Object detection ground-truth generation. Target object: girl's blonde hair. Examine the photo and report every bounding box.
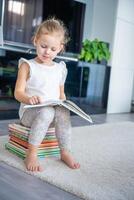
[33,17,69,52]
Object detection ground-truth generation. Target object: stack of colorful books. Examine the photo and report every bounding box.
[5,123,60,159]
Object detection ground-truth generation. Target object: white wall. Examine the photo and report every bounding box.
[90,0,117,46]
[83,0,134,113]
[77,0,118,66]
[77,0,117,49]
[107,0,134,113]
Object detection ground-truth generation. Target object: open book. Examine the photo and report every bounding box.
[24,100,93,123]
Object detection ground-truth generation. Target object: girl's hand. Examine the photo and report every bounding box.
[28,96,42,105]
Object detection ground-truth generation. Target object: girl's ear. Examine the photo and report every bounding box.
[33,37,37,46]
[60,44,64,53]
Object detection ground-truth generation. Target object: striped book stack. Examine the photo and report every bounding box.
[5,123,60,159]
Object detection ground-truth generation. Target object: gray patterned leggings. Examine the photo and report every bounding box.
[21,106,71,151]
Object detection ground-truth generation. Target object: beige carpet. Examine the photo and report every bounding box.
[0,122,134,200]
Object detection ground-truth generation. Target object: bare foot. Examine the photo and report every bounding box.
[61,150,80,169]
[24,153,43,172]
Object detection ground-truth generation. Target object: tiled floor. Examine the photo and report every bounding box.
[0,113,134,200]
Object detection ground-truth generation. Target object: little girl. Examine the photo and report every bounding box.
[14,18,80,172]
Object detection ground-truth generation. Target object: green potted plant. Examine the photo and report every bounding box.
[78,38,111,64]
[77,38,111,108]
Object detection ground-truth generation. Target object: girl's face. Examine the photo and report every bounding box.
[34,33,63,65]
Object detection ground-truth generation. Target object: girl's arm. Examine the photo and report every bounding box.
[14,62,41,105]
[59,85,66,100]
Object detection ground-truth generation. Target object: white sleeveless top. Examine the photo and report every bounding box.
[18,58,67,119]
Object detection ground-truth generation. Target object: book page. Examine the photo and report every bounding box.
[64,100,90,118]
[24,100,62,109]
[62,100,93,123]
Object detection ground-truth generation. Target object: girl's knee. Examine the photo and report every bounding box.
[55,106,70,117]
[38,106,55,122]
[55,106,71,124]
